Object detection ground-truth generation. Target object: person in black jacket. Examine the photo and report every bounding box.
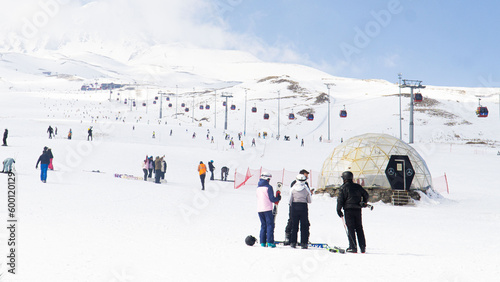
[3,129,7,146]
[208,160,215,180]
[337,171,369,253]
[36,147,51,183]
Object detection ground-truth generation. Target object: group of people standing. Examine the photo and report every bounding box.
[142,155,167,184]
[256,169,369,253]
[197,160,230,190]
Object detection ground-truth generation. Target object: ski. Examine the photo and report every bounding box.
[245,235,345,253]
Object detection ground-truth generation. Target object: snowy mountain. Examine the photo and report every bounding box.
[0,41,499,281]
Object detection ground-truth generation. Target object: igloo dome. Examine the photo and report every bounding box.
[318,133,432,191]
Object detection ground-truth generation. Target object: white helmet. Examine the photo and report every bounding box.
[296,174,307,182]
[260,172,272,180]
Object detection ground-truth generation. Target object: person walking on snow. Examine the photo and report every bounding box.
[154,156,163,184]
[68,129,72,140]
[251,138,256,147]
[256,172,281,248]
[36,147,51,183]
[198,161,207,190]
[3,129,8,146]
[208,160,215,180]
[240,140,244,150]
[142,159,148,181]
[289,174,312,249]
[337,171,369,253]
[87,126,93,141]
[47,126,54,139]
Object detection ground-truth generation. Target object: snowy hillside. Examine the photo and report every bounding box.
[1,43,500,281]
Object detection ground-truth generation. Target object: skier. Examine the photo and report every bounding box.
[47,148,54,170]
[289,174,312,249]
[47,126,54,139]
[284,169,313,245]
[337,171,369,253]
[36,147,51,183]
[198,161,207,190]
[170,129,173,136]
[240,140,244,151]
[2,158,15,173]
[2,129,7,146]
[208,160,215,180]
[221,166,229,181]
[152,131,156,139]
[142,159,148,181]
[301,139,304,147]
[87,126,93,141]
[211,136,214,143]
[68,129,72,140]
[256,172,281,248]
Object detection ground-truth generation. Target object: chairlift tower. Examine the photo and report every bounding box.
[325,83,336,141]
[400,79,426,144]
[221,93,233,130]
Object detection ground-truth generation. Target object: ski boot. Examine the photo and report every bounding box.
[267,243,276,248]
[301,243,308,249]
[346,247,357,253]
[261,243,267,247]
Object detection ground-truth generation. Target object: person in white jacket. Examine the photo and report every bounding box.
[289,174,312,249]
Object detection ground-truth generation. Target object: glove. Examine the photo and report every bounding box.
[275,193,282,202]
[337,210,343,218]
[360,202,368,208]
[35,166,38,169]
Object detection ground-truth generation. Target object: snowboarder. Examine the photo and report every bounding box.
[2,129,8,146]
[198,161,207,190]
[289,174,312,249]
[47,126,54,139]
[256,172,281,248]
[87,126,93,141]
[2,158,15,173]
[221,166,229,181]
[336,171,369,253]
[284,169,313,245]
[36,147,51,183]
[208,160,215,180]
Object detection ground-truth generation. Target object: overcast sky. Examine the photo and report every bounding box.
[2,0,499,87]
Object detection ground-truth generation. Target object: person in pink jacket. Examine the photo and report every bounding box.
[256,172,281,248]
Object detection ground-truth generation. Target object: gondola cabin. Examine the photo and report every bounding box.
[230,105,236,110]
[340,109,347,118]
[307,114,314,121]
[142,102,146,107]
[124,99,127,104]
[476,98,488,117]
[155,96,158,100]
[251,107,257,113]
[181,103,185,107]
[288,113,295,120]
[223,101,226,107]
[263,113,270,120]
[166,97,170,101]
[185,108,190,112]
[476,106,489,117]
[153,101,157,104]
[205,105,210,110]
[199,105,204,110]
[414,93,423,102]
[168,103,172,107]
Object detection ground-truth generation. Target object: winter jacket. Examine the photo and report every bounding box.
[289,181,312,205]
[154,157,162,170]
[198,163,207,175]
[148,158,154,169]
[47,149,53,159]
[256,179,281,212]
[142,161,148,170]
[36,151,51,167]
[161,160,167,173]
[337,181,369,212]
[208,161,215,172]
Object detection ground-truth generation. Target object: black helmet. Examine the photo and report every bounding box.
[341,171,354,180]
[245,235,257,246]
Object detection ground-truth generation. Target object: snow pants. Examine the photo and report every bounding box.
[345,208,366,250]
[143,169,148,181]
[290,202,309,245]
[200,173,206,190]
[155,169,161,183]
[40,164,48,181]
[258,211,275,245]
